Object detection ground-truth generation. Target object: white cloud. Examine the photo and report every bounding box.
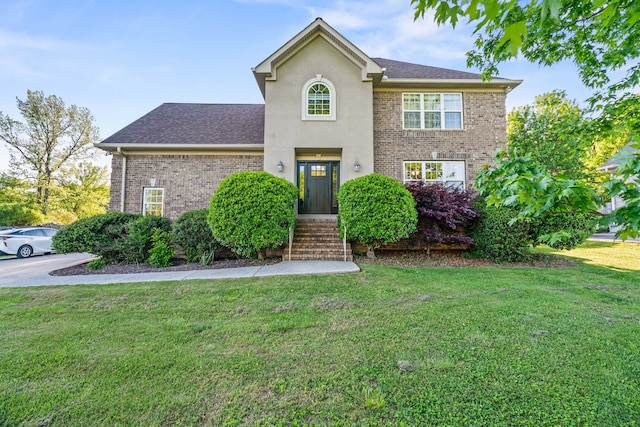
[0,28,73,51]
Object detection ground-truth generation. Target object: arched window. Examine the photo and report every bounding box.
[307,83,331,116]
[302,75,336,120]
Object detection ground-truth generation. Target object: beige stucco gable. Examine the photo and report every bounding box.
[253,18,384,99]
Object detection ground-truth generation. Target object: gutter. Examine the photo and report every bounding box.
[117,147,127,212]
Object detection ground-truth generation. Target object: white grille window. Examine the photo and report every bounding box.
[403,161,465,188]
[143,188,164,216]
[402,93,463,129]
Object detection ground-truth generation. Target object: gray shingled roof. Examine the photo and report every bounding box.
[373,58,503,80]
[99,103,265,145]
[600,143,639,170]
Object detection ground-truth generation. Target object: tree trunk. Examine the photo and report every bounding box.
[366,246,376,259]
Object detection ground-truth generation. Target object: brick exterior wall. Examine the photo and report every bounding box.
[373,90,507,186]
[109,154,263,221]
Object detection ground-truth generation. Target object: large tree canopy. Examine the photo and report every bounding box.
[413,0,640,238]
[411,0,639,93]
[507,90,590,180]
[0,90,100,214]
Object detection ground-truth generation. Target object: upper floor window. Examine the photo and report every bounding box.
[403,93,463,129]
[302,75,336,121]
[308,84,330,115]
[403,160,466,188]
[143,188,164,216]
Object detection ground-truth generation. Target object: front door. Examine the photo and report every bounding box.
[298,161,339,214]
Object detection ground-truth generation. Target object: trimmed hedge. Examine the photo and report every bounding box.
[52,212,171,264]
[471,205,531,262]
[338,174,417,257]
[208,171,298,259]
[173,209,221,264]
[52,211,141,256]
[530,210,597,250]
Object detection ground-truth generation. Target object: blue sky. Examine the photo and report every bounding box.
[0,0,592,173]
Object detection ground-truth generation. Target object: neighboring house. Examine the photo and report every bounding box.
[96,18,521,221]
[597,143,639,218]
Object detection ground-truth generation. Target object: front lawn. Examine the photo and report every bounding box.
[1,242,639,426]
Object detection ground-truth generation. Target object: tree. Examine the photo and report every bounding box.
[475,151,600,248]
[0,90,100,214]
[412,0,640,237]
[405,182,480,253]
[507,90,590,180]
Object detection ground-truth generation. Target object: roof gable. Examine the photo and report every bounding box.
[253,18,384,98]
[96,103,264,150]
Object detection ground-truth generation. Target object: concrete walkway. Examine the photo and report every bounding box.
[2,259,360,288]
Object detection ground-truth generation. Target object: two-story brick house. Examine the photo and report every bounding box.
[96,18,521,226]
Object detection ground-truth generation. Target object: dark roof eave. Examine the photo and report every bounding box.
[94,142,265,153]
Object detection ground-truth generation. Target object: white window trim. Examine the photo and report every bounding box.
[143,187,164,216]
[403,161,466,188]
[301,75,336,121]
[402,93,463,130]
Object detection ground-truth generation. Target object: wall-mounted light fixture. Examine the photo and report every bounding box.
[277,160,284,172]
[353,160,361,172]
[431,152,438,160]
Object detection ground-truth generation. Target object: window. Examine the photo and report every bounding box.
[403,161,465,188]
[307,84,330,116]
[143,188,164,216]
[302,75,336,121]
[403,93,463,129]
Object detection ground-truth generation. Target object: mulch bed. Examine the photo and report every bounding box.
[50,257,280,276]
[50,250,577,276]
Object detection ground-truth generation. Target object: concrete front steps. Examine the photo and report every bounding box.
[284,217,353,261]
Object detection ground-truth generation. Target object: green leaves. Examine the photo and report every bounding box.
[475,150,599,249]
[208,171,298,258]
[337,174,417,254]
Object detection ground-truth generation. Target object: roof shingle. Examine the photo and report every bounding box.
[99,103,264,145]
[373,58,505,80]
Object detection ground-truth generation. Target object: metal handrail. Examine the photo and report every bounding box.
[288,227,294,261]
[342,219,347,262]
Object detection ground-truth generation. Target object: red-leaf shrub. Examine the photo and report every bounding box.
[405,182,480,250]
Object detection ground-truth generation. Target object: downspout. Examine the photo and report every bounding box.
[117,147,127,212]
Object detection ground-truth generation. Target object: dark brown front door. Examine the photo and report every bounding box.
[298,161,339,214]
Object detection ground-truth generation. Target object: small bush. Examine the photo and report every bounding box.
[52,211,141,257]
[471,204,531,262]
[208,171,297,259]
[147,229,174,267]
[338,174,417,257]
[405,182,480,253]
[119,215,172,264]
[87,258,106,270]
[173,209,221,263]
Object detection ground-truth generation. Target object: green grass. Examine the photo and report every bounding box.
[1,243,640,426]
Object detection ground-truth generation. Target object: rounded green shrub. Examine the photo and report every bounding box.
[173,209,221,263]
[208,171,298,259]
[337,174,417,257]
[471,204,531,262]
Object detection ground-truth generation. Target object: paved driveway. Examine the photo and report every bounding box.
[0,253,95,287]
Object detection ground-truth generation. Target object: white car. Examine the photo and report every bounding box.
[0,227,58,258]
